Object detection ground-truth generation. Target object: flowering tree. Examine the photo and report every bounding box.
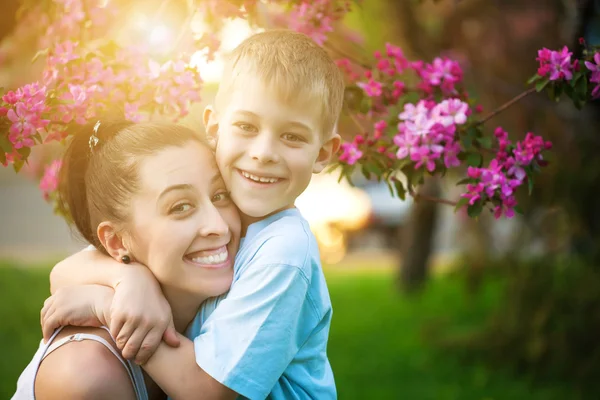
[0,0,598,220]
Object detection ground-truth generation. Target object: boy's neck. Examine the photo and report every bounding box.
[240,204,296,236]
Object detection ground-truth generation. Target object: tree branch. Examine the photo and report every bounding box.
[475,86,537,126]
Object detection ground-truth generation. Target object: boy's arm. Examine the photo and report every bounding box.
[41,284,114,340]
[49,248,139,293]
[49,248,180,361]
[143,335,238,400]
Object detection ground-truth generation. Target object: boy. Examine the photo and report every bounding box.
[49,29,344,399]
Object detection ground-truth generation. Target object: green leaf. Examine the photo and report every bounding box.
[461,126,480,150]
[386,180,395,197]
[393,179,406,200]
[456,177,473,186]
[32,48,49,63]
[527,74,540,85]
[553,84,563,102]
[0,149,5,165]
[467,202,483,218]
[575,74,588,99]
[0,133,12,154]
[476,136,493,149]
[454,196,469,212]
[535,78,550,92]
[12,159,24,173]
[526,169,534,195]
[17,146,31,159]
[513,205,524,215]
[466,152,483,167]
[413,168,425,185]
[360,165,371,180]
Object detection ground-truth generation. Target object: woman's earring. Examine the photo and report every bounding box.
[121,255,131,264]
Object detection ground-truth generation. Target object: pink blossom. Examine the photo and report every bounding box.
[7,103,37,148]
[537,46,573,81]
[339,142,363,165]
[39,160,62,201]
[357,78,383,97]
[585,52,600,98]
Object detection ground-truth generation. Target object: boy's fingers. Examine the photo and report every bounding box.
[40,297,53,330]
[162,321,180,348]
[135,328,163,365]
[109,316,126,345]
[42,310,57,344]
[121,325,151,360]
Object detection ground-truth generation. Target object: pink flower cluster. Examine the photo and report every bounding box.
[1,83,50,152]
[536,46,575,81]
[40,0,114,48]
[413,57,464,96]
[393,99,469,171]
[585,52,600,98]
[1,39,203,166]
[39,159,62,201]
[462,127,552,219]
[287,0,351,45]
[351,44,465,123]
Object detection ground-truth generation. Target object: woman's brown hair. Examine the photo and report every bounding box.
[57,119,206,253]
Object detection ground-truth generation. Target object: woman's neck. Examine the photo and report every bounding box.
[161,286,207,333]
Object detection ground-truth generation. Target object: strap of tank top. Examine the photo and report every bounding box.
[41,328,144,400]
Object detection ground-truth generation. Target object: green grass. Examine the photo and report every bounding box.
[0,262,580,399]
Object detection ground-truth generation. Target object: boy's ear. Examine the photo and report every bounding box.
[203,105,219,150]
[97,222,131,262]
[313,133,341,174]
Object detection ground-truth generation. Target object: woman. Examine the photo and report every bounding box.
[12,119,241,399]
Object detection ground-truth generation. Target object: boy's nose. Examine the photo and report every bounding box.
[249,135,280,164]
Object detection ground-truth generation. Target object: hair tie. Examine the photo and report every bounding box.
[89,121,101,153]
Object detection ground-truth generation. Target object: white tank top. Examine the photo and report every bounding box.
[11,326,148,400]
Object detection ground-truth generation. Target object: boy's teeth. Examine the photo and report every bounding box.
[241,170,278,183]
[191,249,228,265]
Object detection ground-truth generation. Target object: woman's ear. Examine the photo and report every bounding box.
[203,105,219,150]
[97,222,130,262]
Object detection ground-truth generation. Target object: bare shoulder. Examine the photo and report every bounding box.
[35,326,137,400]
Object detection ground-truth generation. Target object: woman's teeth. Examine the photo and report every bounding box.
[191,249,228,265]
[241,170,279,183]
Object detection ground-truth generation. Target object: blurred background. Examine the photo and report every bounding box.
[2,0,600,398]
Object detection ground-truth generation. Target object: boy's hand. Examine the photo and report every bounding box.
[109,264,180,364]
[41,285,113,343]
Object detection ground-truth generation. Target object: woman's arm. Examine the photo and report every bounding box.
[143,335,237,400]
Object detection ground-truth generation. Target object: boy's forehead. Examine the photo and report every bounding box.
[224,79,323,116]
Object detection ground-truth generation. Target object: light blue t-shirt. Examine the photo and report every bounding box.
[186,208,336,400]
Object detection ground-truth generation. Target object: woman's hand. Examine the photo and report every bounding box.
[109,264,180,364]
[41,284,113,343]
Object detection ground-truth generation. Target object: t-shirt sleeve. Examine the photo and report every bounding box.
[193,261,314,400]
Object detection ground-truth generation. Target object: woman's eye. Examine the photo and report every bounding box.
[170,203,193,214]
[235,123,257,132]
[212,191,231,203]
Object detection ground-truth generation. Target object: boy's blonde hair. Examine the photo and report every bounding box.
[215,29,345,138]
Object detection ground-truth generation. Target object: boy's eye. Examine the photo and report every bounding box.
[212,191,231,203]
[282,133,304,142]
[170,203,193,214]
[234,123,257,133]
